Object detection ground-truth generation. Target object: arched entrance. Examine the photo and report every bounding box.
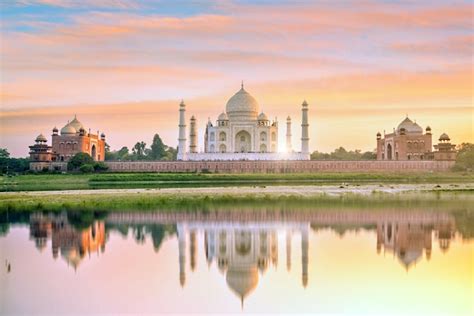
[235,130,251,153]
[386,144,392,160]
[219,144,227,153]
[91,144,97,160]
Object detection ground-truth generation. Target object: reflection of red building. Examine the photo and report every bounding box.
[376,220,456,269]
[29,213,106,270]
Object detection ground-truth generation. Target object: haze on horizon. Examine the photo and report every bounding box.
[0,0,472,157]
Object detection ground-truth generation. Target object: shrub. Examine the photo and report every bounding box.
[68,153,94,171]
[79,164,95,173]
[93,162,109,172]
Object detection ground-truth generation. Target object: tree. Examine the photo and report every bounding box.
[117,146,130,160]
[150,134,166,160]
[132,141,146,160]
[67,152,94,170]
[453,143,474,171]
[0,148,10,158]
[79,164,95,173]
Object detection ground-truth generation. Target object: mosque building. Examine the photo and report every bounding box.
[376,116,456,161]
[29,115,106,170]
[177,83,310,161]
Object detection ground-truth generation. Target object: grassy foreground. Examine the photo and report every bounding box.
[1,171,473,192]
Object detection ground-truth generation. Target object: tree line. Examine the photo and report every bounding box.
[105,134,177,161]
[310,147,376,160]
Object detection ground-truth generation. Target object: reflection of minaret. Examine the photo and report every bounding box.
[190,230,197,271]
[286,230,292,271]
[301,226,309,288]
[178,224,186,287]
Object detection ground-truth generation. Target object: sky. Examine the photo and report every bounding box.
[0,0,472,157]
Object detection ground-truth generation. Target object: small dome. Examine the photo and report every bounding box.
[225,84,259,121]
[52,126,58,132]
[287,116,291,121]
[397,116,423,134]
[439,133,450,141]
[190,115,196,121]
[218,112,228,121]
[426,126,431,131]
[101,132,106,138]
[35,134,47,142]
[302,100,308,107]
[258,112,268,121]
[60,124,76,135]
[376,132,381,136]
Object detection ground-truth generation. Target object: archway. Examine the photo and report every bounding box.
[260,144,267,153]
[91,144,97,160]
[235,130,251,153]
[386,144,392,160]
[219,144,227,153]
[219,132,226,142]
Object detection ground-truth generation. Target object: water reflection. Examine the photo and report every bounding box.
[15,208,467,304]
[0,210,473,311]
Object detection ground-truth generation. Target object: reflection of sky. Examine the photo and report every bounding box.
[1,1,473,156]
[0,224,472,315]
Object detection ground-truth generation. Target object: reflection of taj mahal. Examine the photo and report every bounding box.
[177,223,309,303]
[177,83,310,160]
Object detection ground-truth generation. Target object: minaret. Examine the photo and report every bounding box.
[189,116,197,153]
[301,100,309,155]
[177,224,186,287]
[286,116,292,152]
[177,100,187,160]
[301,226,309,288]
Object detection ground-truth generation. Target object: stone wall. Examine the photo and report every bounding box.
[105,160,455,173]
[185,152,309,161]
[30,162,68,171]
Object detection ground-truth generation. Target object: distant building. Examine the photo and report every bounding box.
[376,116,456,161]
[29,115,106,170]
[432,133,457,161]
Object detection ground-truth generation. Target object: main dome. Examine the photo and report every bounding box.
[397,116,423,134]
[225,85,259,121]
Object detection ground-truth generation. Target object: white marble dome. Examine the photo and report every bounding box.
[397,117,423,134]
[61,124,76,135]
[69,116,85,132]
[225,85,259,121]
[258,112,268,121]
[218,112,229,121]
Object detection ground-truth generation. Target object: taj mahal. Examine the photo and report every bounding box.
[177,83,310,161]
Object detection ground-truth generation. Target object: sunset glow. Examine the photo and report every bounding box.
[1,0,472,156]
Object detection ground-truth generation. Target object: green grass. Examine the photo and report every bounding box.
[1,189,473,213]
[1,172,473,192]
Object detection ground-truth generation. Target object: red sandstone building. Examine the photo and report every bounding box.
[376,116,456,161]
[29,116,106,171]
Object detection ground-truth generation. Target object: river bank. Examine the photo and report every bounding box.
[1,171,473,192]
[1,183,473,212]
